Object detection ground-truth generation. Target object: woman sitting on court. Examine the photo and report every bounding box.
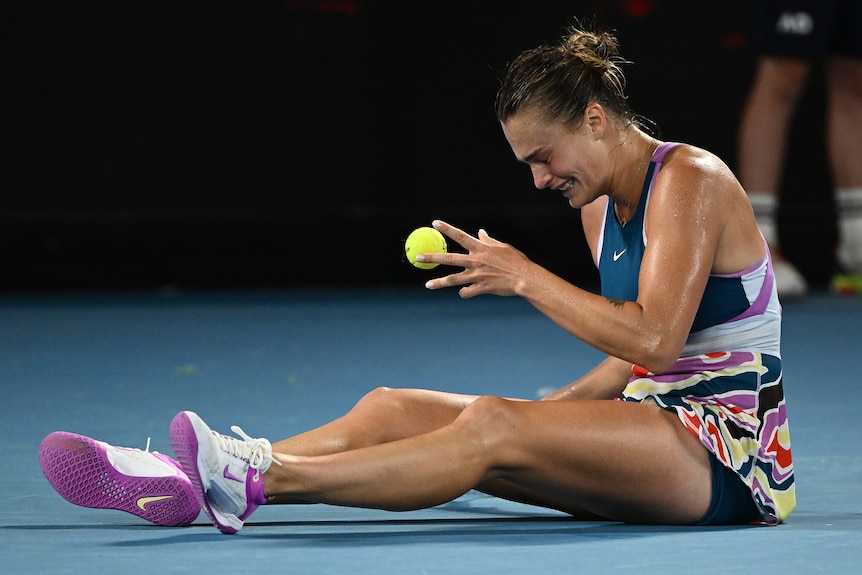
[41,24,795,532]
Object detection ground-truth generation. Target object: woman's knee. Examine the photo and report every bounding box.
[350,386,404,417]
[350,387,472,441]
[452,395,522,443]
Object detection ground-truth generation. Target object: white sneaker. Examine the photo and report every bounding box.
[169,411,278,534]
[837,238,862,277]
[773,258,808,299]
[834,215,862,294]
[836,189,862,274]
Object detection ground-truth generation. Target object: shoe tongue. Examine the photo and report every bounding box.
[107,447,179,478]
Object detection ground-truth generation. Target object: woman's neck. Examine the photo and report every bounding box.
[608,128,659,225]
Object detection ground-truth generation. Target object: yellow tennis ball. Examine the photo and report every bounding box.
[404,226,447,269]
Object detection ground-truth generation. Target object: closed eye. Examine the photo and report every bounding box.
[520,148,550,165]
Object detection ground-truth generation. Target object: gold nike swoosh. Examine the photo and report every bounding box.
[137,495,174,511]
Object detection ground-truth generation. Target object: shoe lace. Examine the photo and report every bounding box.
[212,426,282,473]
[113,437,157,460]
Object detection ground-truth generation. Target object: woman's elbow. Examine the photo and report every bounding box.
[634,337,684,375]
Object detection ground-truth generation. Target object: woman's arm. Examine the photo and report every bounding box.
[541,355,633,401]
[424,149,739,374]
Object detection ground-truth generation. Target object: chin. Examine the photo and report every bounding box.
[565,194,586,209]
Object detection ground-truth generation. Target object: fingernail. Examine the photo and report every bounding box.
[425,280,434,289]
[432,220,441,229]
[415,255,426,262]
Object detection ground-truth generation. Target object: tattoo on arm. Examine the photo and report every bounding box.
[606,297,626,309]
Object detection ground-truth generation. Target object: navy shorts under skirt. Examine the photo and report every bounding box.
[696,453,761,526]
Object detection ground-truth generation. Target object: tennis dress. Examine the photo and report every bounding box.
[596,142,795,525]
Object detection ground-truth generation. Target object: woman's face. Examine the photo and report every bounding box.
[501,106,609,209]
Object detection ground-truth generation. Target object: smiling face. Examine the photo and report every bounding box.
[501,104,613,209]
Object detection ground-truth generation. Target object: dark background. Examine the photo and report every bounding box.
[5,0,836,292]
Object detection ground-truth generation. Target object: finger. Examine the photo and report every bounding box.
[424,268,483,297]
[424,268,475,291]
[478,228,505,246]
[432,220,482,251]
[415,251,474,269]
[458,285,481,299]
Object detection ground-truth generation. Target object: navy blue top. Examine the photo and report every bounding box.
[597,144,750,333]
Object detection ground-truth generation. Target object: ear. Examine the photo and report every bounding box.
[584,103,607,138]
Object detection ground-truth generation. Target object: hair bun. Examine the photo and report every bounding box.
[561,29,621,73]
[495,24,635,127]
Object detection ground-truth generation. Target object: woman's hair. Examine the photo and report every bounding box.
[495,26,635,128]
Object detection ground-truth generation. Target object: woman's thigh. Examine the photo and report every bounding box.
[471,398,713,524]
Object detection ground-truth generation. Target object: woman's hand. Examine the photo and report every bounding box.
[420,220,535,298]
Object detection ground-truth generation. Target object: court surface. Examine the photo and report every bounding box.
[1,288,860,574]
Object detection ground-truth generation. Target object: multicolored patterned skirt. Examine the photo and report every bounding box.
[622,351,795,525]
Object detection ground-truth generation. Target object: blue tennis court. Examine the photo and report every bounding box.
[2,288,860,573]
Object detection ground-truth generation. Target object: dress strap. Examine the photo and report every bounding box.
[651,142,681,163]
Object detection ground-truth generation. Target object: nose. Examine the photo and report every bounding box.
[530,165,553,190]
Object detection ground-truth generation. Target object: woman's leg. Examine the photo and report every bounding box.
[270,387,478,457]
[266,387,477,506]
[266,387,605,517]
[264,396,712,525]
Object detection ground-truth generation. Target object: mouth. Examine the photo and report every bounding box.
[556,180,574,194]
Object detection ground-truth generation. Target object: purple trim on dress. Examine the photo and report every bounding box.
[729,238,776,323]
[651,142,680,163]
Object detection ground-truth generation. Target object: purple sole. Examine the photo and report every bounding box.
[39,432,200,527]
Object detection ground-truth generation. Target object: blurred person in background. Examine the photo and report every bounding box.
[738,0,862,296]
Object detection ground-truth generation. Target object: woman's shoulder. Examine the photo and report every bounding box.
[652,143,740,206]
[660,143,734,180]
[652,143,765,274]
